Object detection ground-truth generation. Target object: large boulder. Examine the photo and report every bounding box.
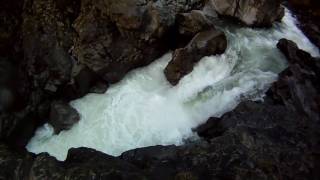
[49,101,80,134]
[177,2,218,37]
[164,29,227,85]
[209,0,284,26]
[177,10,213,36]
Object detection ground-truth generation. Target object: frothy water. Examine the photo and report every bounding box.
[27,10,319,161]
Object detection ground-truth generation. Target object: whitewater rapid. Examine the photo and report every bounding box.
[27,10,319,161]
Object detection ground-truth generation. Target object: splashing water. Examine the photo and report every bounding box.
[27,10,319,161]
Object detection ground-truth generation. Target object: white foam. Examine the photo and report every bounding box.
[27,9,319,161]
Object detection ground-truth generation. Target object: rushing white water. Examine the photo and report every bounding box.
[27,10,319,161]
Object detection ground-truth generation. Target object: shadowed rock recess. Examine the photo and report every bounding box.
[1,0,320,179]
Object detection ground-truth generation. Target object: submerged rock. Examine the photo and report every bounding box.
[49,101,80,134]
[210,0,284,26]
[164,29,227,85]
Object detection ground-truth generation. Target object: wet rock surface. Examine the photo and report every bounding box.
[164,29,227,85]
[49,101,80,134]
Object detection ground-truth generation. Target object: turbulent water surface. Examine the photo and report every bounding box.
[27,10,319,161]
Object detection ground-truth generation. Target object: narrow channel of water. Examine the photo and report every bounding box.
[27,10,319,161]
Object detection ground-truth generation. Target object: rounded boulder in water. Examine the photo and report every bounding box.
[49,101,80,134]
[164,29,227,85]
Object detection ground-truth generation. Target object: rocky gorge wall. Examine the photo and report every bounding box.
[0,0,320,179]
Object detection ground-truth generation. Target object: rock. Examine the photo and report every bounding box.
[273,39,320,122]
[0,87,14,111]
[1,128,309,180]
[194,117,225,139]
[285,1,320,48]
[0,143,146,179]
[22,0,76,92]
[0,58,15,111]
[195,100,302,140]
[176,0,221,36]
[192,39,320,180]
[59,64,100,101]
[0,0,208,149]
[193,97,317,179]
[0,56,36,148]
[90,81,109,94]
[73,0,203,84]
[164,29,227,85]
[1,0,82,148]
[0,0,23,57]
[177,10,215,36]
[49,101,80,134]
[210,0,284,26]
[271,39,320,155]
[121,145,179,167]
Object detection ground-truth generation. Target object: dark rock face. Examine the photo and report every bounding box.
[272,39,320,158]
[22,0,75,93]
[0,0,204,148]
[287,0,320,48]
[210,0,284,27]
[0,144,146,179]
[196,100,303,140]
[73,0,203,84]
[49,101,80,134]
[196,39,320,179]
[274,39,320,122]
[0,0,23,57]
[165,29,227,85]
